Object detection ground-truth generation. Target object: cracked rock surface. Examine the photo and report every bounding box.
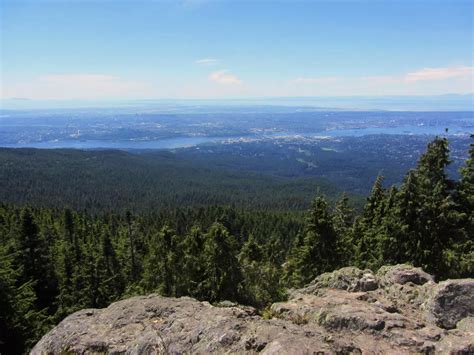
[32,265,474,354]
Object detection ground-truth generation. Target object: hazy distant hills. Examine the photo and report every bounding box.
[1,94,473,111]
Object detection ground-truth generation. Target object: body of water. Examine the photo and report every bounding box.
[0,136,234,150]
[1,125,470,150]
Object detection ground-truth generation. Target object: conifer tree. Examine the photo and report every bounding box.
[286,195,338,287]
[354,176,387,269]
[265,233,286,266]
[449,135,474,277]
[201,223,242,302]
[81,238,101,308]
[333,193,355,265]
[15,209,57,311]
[385,171,419,264]
[180,226,206,298]
[239,234,285,307]
[96,227,125,306]
[402,137,459,276]
[362,175,386,225]
[458,135,474,237]
[282,231,305,287]
[57,210,83,316]
[142,226,179,296]
[125,211,138,282]
[0,241,43,353]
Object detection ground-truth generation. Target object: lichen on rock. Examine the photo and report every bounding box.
[32,267,474,354]
[299,266,379,294]
[378,264,434,286]
[424,279,474,329]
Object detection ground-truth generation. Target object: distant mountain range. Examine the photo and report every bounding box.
[1,94,473,111]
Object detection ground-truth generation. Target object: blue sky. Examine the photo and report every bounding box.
[1,0,473,100]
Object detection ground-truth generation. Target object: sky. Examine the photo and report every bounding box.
[1,0,473,101]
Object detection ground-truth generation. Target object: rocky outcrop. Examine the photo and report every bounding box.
[32,265,474,354]
[298,266,378,293]
[425,279,474,329]
[378,264,433,286]
[32,295,334,354]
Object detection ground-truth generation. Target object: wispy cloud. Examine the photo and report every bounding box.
[196,58,219,66]
[294,66,474,86]
[209,70,242,85]
[404,66,473,82]
[291,66,473,95]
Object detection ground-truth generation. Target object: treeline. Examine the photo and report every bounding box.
[0,136,472,353]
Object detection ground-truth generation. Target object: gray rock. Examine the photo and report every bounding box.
[435,317,474,353]
[425,279,474,329]
[31,267,474,354]
[32,294,333,354]
[378,264,434,286]
[301,267,378,293]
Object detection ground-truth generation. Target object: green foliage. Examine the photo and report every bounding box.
[142,226,178,296]
[179,226,206,298]
[239,235,286,307]
[0,148,348,213]
[354,136,472,278]
[450,134,474,277]
[284,195,340,287]
[354,175,388,270]
[0,226,48,353]
[333,193,355,263]
[0,136,472,353]
[200,223,243,302]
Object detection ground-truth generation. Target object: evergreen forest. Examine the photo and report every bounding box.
[0,136,473,353]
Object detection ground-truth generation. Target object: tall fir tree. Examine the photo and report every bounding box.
[201,223,242,302]
[142,226,179,296]
[95,227,125,306]
[449,135,474,277]
[403,137,460,276]
[15,209,57,312]
[0,240,45,353]
[180,226,206,298]
[239,234,285,307]
[286,195,339,287]
[354,176,387,270]
[333,193,355,266]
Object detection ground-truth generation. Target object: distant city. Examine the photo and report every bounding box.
[0,105,472,150]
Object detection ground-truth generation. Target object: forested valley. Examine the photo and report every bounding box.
[0,148,346,212]
[1,136,473,353]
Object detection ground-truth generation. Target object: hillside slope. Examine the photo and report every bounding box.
[0,148,345,212]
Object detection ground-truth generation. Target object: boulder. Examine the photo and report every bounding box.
[301,267,378,293]
[425,279,474,329]
[378,264,434,286]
